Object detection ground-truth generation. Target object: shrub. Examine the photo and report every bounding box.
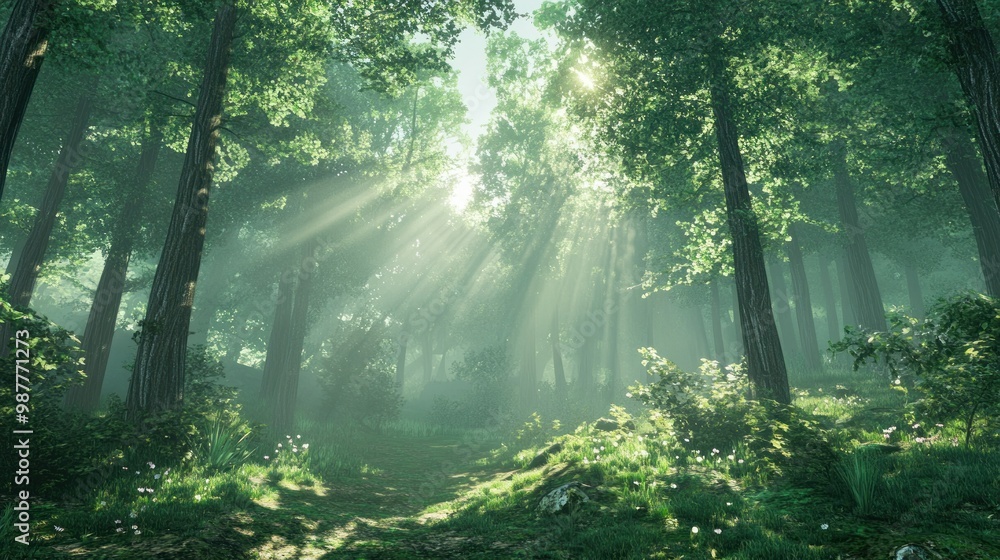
[630,348,835,484]
[832,292,1000,446]
[0,298,85,496]
[441,346,513,429]
[189,413,258,472]
[320,339,403,429]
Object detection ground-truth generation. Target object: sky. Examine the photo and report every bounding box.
[452,0,545,140]
[445,0,545,210]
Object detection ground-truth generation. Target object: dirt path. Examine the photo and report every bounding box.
[227,433,512,560]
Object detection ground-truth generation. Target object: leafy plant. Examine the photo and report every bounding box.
[832,292,1000,446]
[834,449,884,516]
[189,414,258,472]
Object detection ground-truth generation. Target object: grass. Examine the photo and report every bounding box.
[10,368,1000,558]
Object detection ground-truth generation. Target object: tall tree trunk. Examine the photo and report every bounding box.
[817,254,841,344]
[551,306,566,395]
[836,253,856,328]
[834,145,887,332]
[935,0,1000,213]
[126,3,237,418]
[691,305,711,364]
[709,56,789,403]
[943,130,1000,296]
[520,307,537,410]
[7,96,92,307]
[272,235,317,433]
[421,328,434,383]
[0,0,51,199]
[4,236,25,277]
[603,229,621,403]
[766,258,799,357]
[64,128,161,412]
[904,264,925,319]
[259,268,295,400]
[436,344,449,380]
[786,227,822,371]
[395,333,408,386]
[709,280,726,364]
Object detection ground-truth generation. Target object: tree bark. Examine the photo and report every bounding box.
[709,280,726,364]
[904,264,925,319]
[271,235,317,433]
[943,130,1000,296]
[7,95,92,307]
[690,305,710,364]
[4,236,25,277]
[421,328,434,383]
[836,252,856,328]
[817,254,841,344]
[708,56,789,403]
[64,128,161,412]
[259,268,295,400]
[786,227,822,371]
[395,333,408,386]
[519,306,537,410]
[935,0,1000,213]
[834,145,887,332]
[0,0,52,199]
[126,3,237,418]
[766,258,799,357]
[551,306,566,395]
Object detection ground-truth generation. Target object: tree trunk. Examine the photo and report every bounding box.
[64,128,161,412]
[935,0,1000,213]
[943,130,1000,296]
[603,231,621,403]
[817,254,841,344]
[709,280,726,364]
[272,235,317,433]
[7,95,92,307]
[766,258,799,357]
[259,268,295,400]
[691,305,711,364]
[836,252,856,328]
[904,264,925,319]
[395,333,408,386]
[786,226,822,371]
[551,306,566,395]
[834,145,887,332]
[4,236,25,277]
[0,0,51,199]
[126,3,237,418]
[421,328,434,383]
[708,56,790,403]
[520,307,537,410]
[436,344,449,380]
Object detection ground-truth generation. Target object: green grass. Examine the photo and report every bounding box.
[12,368,1000,559]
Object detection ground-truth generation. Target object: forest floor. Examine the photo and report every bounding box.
[15,369,1000,559]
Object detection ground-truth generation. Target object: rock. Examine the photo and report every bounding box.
[594,417,635,432]
[894,544,930,560]
[526,442,563,470]
[537,482,590,515]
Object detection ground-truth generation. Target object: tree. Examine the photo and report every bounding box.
[544,1,795,403]
[0,0,52,199]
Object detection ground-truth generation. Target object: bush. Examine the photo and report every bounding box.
[320,340,403,429]
[832,292,1000,446]
[433,346,512,429]
[0,298,86,497]
[629,348,835,484]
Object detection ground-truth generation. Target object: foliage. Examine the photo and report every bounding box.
[833,448,885,516]
[0,298,85,496]
[437,345,512,429]
[319,341,404,429]
[832,292,1000,446]
[188,413,258,473]
[629,348,835,483]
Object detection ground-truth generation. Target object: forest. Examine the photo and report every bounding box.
[1,0,999,558]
